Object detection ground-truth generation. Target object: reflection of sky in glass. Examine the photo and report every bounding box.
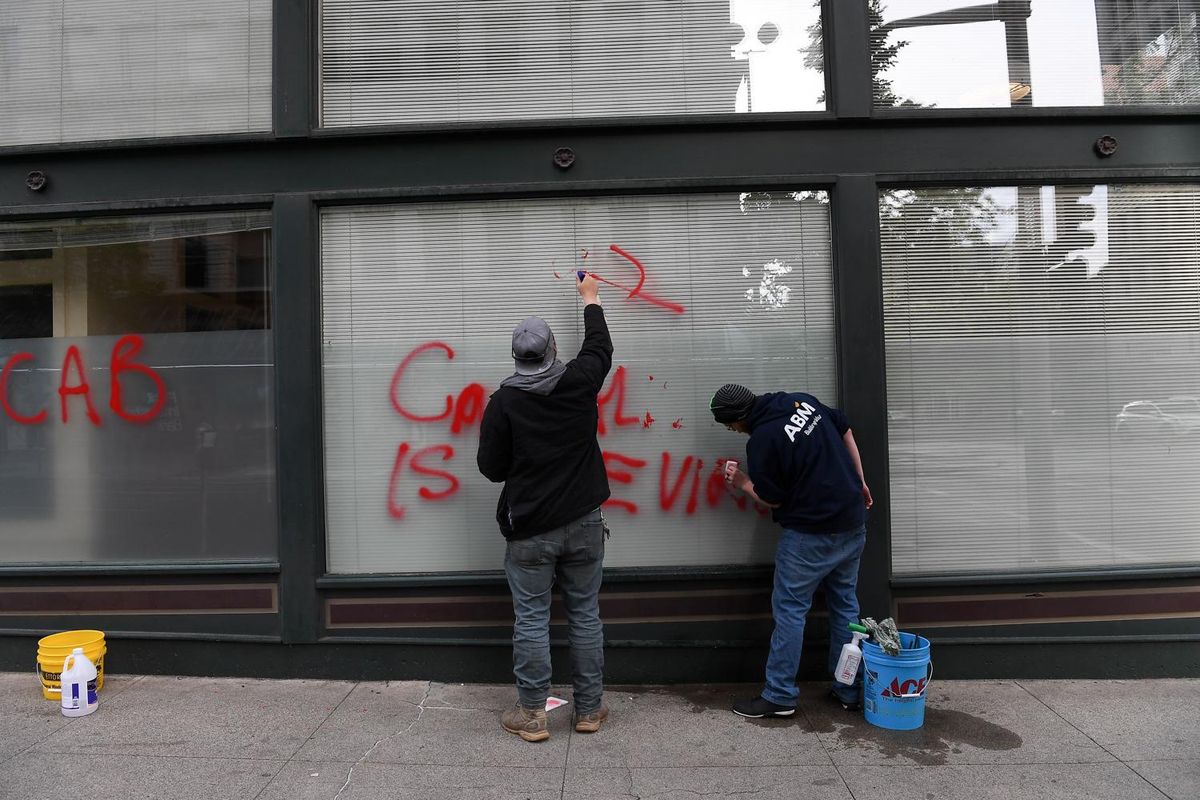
[878,0,1110,107]
[729,0,824,111]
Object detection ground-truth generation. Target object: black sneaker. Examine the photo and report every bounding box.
[829,689,862,712]
[732,696,796,718]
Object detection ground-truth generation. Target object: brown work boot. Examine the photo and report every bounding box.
[574,705,609,733]
[501,703,549,742]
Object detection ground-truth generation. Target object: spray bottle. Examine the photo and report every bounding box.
[834,623,869,685]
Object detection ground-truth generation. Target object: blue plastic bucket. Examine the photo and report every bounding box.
[862,631,932,731]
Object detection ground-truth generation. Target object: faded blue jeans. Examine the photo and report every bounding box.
[505,508,606,713]
[762,524,867,708]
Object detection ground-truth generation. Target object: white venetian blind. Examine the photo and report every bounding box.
[321,191,834,574]
[882,184,1200,576]
[0,0,272,147]
[319,0,825,127]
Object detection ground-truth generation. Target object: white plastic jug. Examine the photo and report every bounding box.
[60,647,98,717]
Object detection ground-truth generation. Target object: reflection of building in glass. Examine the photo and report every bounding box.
[1096,0,1200,103]
[728,0,821,112]
[872,0,1199,108]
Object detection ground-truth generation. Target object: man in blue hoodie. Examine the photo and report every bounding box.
[710,383,872,718]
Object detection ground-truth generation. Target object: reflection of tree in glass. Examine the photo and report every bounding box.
[804,1,1002,244]
[803,0,921,107]
[1103,11,1200,105]
[881,189,1008,252]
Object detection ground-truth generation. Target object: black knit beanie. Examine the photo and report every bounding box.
[710,383,757,424]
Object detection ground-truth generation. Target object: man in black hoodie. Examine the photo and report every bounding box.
[477,273,613,742]
[710,383,873,719]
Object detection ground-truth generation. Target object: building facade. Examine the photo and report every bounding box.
[1,0,1198,681]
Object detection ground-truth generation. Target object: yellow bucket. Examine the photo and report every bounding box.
[37,630,106,701]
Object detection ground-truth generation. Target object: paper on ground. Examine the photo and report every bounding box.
[545,696,569,712]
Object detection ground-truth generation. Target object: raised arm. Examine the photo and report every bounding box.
[571,273,613,391]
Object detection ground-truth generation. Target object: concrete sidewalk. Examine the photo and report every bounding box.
[1,673,1197,800]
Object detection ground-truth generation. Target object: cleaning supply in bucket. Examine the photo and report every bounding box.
[863,631,932,731]
[862,616,901,656]
[59,647,98,718]
[834,623,869,685]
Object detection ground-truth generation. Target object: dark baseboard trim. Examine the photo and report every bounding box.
[2,635,1196,682]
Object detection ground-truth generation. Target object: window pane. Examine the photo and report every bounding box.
[881,184,1200,575]
[319,0,825,126]
[871,0,1200,108]
[0,212,276,564]
[321,191,834,573]
[0,0,272,147]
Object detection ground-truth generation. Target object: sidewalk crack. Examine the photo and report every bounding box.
[332,680,433,800]
[798,700,858,800]
[2,676,148,768]
[250,679,357,800]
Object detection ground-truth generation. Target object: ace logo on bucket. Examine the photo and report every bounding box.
[882,676,927,699]
[865,667,927,699]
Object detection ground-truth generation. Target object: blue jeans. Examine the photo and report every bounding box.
[505,508,606,713]
[762,524,867,707]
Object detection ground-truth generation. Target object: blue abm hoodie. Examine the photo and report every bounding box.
[744,392,866,534]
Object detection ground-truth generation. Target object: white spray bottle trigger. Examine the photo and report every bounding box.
[834,631,867,686]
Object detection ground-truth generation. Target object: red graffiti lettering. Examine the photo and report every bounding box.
[58,346,101,426]
[642,411,654,429]
[388,441,462,518]
[410,444,460,500]
[387,442,412,519]
[607,244,686,314]
[109,334,166,423]
[390,342,455,423]
[671,418,683,429]
[450,383,486,435]
[603,451,647,514]
[659,453,704,515]
[0,352,47,425]
[570,245,686,314]
[706,461,749,511]
[597,366,641,436]
[3,338,168,427]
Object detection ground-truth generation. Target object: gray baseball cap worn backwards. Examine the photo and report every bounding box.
[511,316,558,375]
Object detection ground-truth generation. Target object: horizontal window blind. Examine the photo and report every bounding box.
[0,0,271,147]
[319,0,825,127]
[321,191,834,574]
[872,0,1200,108]
[882,184,1200,576]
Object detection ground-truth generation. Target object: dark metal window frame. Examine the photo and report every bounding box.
[0,0,1195,645]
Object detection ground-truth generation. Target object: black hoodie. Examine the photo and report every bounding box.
[477,304,613,539]
[744,392,866,534]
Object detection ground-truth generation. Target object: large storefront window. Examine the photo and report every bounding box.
[319,0,826,127]
[321,192,833,573]
[0,0,271,147]
[0,212,276,564]
[870,0,1200,108]
[882,184,1200,576]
